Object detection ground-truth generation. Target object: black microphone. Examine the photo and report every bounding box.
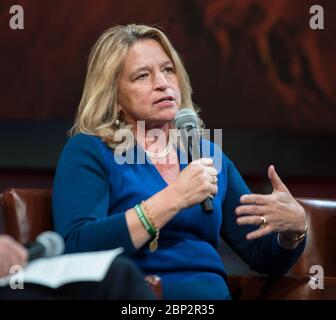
[174,109,213,214]
[25,231,65,261]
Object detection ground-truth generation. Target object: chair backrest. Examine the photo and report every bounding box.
[292,198,336,277]
[1,189,335,278]
[0,188,53,244]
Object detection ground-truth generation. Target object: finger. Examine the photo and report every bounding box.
[207,175,217,184]
[210,183,218,196]
[240,194,272,205]
[235,205,269,216]
[5,252,17,273]
[211,176,218,185]
[6,237,28,266]
[236,215,264,226]
[204,166,218,177]
[268,165,289,192]
[199,157,214,166]
[202,180,217,197]
[7,250,22,269]
[12,245,28,265]
[246,225,273,240]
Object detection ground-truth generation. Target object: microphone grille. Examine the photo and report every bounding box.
[36,231,65,257]
[174,108,198,129]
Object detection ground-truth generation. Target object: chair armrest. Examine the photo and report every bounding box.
[145,275,162,299]
[227,275,336,300]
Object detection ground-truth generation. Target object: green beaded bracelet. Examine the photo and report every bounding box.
[134,204,156,238]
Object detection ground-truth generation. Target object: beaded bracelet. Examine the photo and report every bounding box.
[134,204,156,238]
[140,201,160,252]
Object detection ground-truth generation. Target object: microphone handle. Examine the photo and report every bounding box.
[201,196,214,214]
[26,242,46,261]
[187,134,213,214]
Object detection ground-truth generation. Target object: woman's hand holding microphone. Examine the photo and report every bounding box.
[167,157,218,211]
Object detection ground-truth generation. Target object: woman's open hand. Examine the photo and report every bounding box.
[235,165,307,241]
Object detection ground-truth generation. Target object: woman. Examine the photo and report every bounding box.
[52,24,307,299]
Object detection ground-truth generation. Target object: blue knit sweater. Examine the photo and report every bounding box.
[52,133,305,299]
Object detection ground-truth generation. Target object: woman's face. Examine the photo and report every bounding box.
[117,39,182,128]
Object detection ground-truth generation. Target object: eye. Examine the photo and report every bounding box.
[164,66,174,73]
[136,73,149,80]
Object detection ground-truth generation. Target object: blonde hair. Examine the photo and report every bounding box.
[70,24,203,150]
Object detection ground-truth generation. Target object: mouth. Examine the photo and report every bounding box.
[153,96,175,105]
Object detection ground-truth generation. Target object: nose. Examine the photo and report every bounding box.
[153,71,169,91]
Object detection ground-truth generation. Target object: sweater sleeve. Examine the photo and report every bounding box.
[52,133,137,255]
[220,155,306,276]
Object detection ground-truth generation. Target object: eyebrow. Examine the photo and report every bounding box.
[129,60,173,79]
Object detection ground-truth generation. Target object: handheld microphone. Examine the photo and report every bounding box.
[174,109,213,214]
[25,231,65,261]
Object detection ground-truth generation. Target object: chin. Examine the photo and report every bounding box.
[161,114,177,123]
[146,107,178,124]
[150,118,174,126]
[157,109,177,120]
[147,116,175,127]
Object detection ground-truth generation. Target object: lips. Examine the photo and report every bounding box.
[153,96,174,104]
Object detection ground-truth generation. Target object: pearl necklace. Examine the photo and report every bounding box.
[144,137,173,158]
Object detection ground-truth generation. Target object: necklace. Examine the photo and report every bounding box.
[144,136,173,158]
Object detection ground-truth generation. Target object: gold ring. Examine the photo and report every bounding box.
[259,215,267,228]
[212,176,218,184]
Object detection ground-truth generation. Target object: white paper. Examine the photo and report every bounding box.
[0,247,124,289]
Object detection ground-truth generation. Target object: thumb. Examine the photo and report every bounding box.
[268,165,288,192]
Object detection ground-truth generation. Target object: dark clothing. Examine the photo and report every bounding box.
[0,256,155,300]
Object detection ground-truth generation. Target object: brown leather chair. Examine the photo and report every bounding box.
[0,188,162,299]
[291,198,336,277]
[1,189,336,299]
[0,189,53,244]
[227,198,336,300]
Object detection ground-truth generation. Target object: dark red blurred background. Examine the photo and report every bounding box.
[0,0,335,198]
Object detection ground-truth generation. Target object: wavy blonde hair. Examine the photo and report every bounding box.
[70,24,203,150]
